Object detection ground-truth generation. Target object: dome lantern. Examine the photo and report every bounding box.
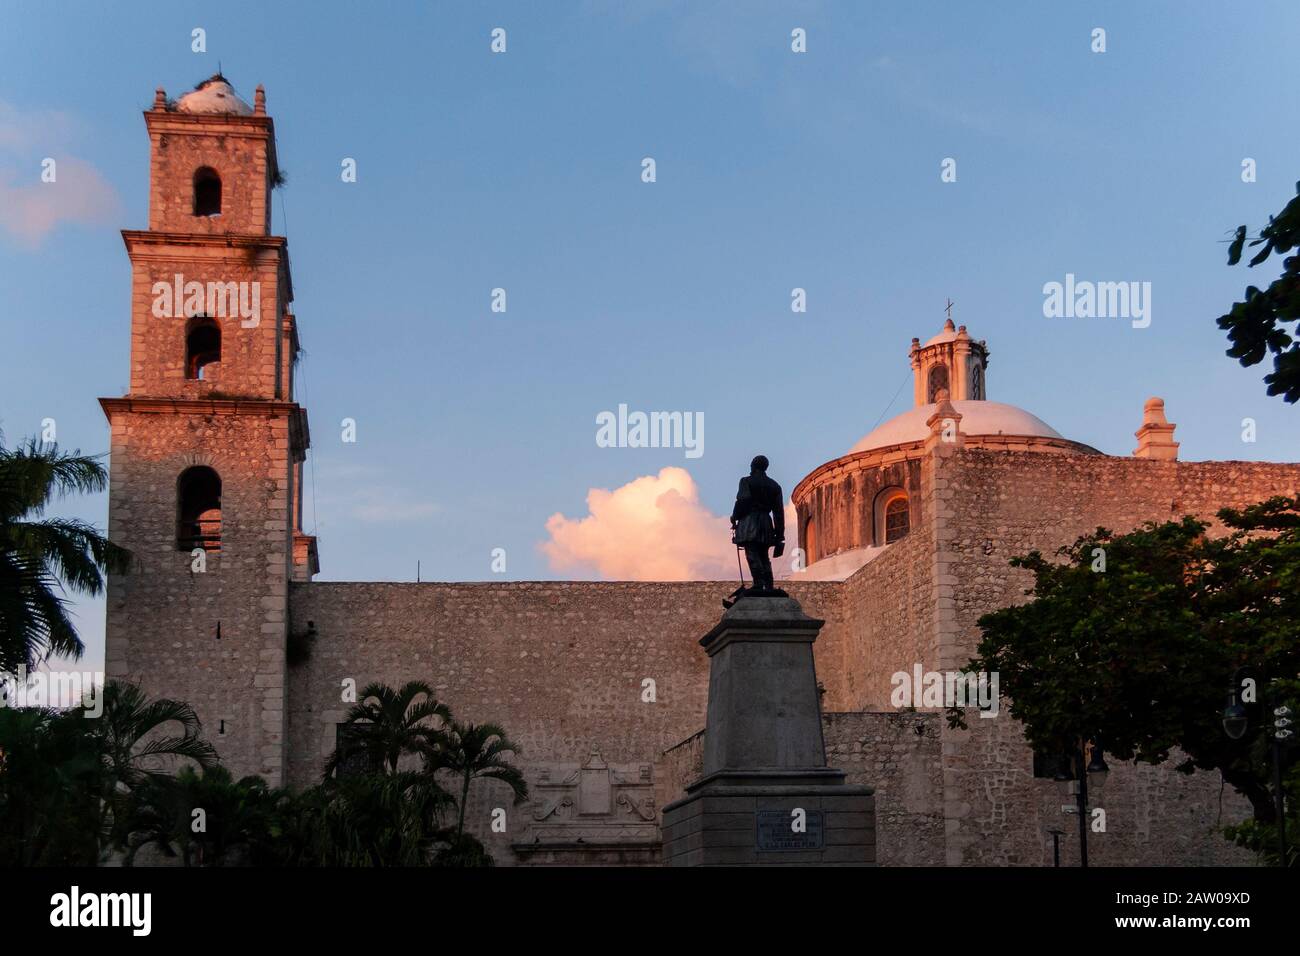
[909,315,990,406]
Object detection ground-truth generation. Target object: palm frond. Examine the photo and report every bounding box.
[0,438,130,671]
[0,439,110,521]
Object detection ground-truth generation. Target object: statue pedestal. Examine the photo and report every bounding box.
[662,595,875,866]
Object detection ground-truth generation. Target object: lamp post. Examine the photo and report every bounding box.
[1078,738,1108,867]
[1222,667,1292,867]
[1271,712,1290,866]
[1057,738,1107,867]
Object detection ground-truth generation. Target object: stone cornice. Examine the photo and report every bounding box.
[122,229,286,251]
[121,230,293,302]
[791,436,1103,506]
[144,110,273,134]
[100,396,302,419]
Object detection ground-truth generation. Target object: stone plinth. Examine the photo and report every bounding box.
[662,595,875,866]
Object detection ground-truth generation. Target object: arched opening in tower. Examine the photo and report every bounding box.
[927,364,949,403]
[177,466,222,552]
[185,317,221,380]
[193,167,222,217]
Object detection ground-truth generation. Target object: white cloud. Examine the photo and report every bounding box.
[541,466,799,582]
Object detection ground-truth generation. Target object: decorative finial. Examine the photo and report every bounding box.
[944,298,954,323]
[1141,396,1169,425]
[1133,397,1179,460]
[153,87,167,110]
[254,84,266,114]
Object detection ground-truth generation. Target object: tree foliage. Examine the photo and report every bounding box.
[1,676,526,866]
[0,436,130,673]
[1219,183,1300,402]
[439,721,529,839]
[0,680,218,865]
[324,680,450,778]
[953,496,1300,835]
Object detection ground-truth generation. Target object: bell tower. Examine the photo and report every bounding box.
[100,76,318,787]
[909,317,990,406]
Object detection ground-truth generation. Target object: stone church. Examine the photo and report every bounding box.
[102,77,1299,866]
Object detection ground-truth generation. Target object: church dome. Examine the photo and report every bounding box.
[923,318,961,347]
[176,75,253,115]
[849,400,1065,454]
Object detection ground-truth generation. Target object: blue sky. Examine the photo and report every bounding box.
[2,1,1299,669]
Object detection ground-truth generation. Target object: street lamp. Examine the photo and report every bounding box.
[1221,668,1291,867]
[1222,699,1249,741]
[1087,744,1110,775]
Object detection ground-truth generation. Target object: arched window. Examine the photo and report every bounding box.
[927,364,949,403]
[193,167,222,216]
[185,317,220,380]
[873,487,910,546]
[884,496,910,544]
[178,466,222,552]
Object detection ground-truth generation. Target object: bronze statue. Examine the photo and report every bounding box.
[728,455,785,602]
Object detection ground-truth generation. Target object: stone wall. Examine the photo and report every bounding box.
[822,712,944,865]
[934,449,1299,865]
[654,712,944,866]
[652,706,1249,867]
[286,579,842,859]
[146,111,275,236]
[828,488,935,712]
[795,456,923,560]
[102,95,304,790]
[104,402,297,786]
[656,730,704,815]
[125,237,290,400]
[940,718,1254,866]
[942,451,1300,672]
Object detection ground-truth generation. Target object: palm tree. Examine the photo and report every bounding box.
[0,681,218,864]
[93,680,219,855]
[121,765,279,867]
[0,705,103,865]
[438,722,528,840]
[0,436,130,673]
[280,772,453,866]
[324,680,450,778]
[93,681,218,791]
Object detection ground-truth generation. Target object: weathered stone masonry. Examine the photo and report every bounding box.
[102,79,315,789]
[101,79,1300,865]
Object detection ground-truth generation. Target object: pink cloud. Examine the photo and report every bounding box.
[541,467,799,582]
[0,160,120,247]
[0,101,121,247]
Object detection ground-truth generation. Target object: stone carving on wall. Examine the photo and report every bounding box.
[519,751,659,848]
